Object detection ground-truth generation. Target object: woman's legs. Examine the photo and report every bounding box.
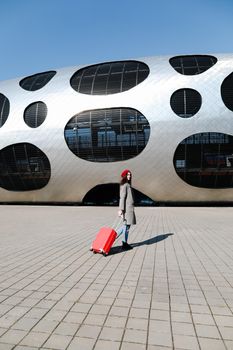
[117,224,130,242]
[123,225,130,243]
[117,224,132,250]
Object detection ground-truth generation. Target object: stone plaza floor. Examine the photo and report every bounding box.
[0,205,233,350]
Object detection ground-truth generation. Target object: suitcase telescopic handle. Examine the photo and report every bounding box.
[112,216,124,231]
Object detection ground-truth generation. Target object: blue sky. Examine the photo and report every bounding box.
[0,0,233,81]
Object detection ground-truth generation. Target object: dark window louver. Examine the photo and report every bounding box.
[170,88,202,118]
[0,143,51,191]
[19,71,56,91]
[169,55,217,75]
[221,72,233,111]
[64,108,150,162]
[70,61,149,95]
[24,101,47,128]
[0,93,10,127]
[174,132,233,188]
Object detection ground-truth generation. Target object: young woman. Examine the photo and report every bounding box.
[117,169,136,250]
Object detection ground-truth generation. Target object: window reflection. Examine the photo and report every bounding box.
[24,101,47,128]
[169,55,217,75]
[0,143,51,191]
[170,88,202,118]
[19,71,56,91]
[174,133,233,188]
[0,93,10,127]
[221,72,233,112]
[70,61,149,95]
[64,108,150,162]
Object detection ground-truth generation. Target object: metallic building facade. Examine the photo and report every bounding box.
[0,53,233,203]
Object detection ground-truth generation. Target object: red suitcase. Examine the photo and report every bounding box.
[90,227,117,256]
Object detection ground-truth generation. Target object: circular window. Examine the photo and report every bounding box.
[24,101,47,128]
[0,143,51,191]
[19,71,56,91]
[170,88,202,118]
[221,72,233,112]
[64,108,150,162]
[0,93,10,127]
[70,60,149,95]
[169,55,217,75]
[174,132,233,188]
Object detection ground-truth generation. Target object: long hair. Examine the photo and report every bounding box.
[120,174,132,186]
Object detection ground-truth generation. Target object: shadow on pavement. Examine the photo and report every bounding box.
[108,233,174,256]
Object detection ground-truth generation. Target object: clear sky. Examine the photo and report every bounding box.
[0,0,233,81]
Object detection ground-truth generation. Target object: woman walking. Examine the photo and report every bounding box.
[118,169,136,250]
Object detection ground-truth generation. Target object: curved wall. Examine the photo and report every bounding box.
[0,54,232,203]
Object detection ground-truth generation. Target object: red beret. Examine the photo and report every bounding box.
[121,169,131,177]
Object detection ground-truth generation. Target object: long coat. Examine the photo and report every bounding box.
[119,183,136,225]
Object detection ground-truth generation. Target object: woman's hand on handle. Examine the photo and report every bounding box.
[118,210,123,217]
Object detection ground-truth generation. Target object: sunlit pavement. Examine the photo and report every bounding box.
[0,205,233,350]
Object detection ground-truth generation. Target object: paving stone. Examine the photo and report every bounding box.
[70,303,92,313]
[32,319,59,333]
[121,342,146,350]
[99,326,124,341]
[129,307,149,319]
[76,324,102,339]
[14,346,39,350]
[66,336,95,350]
[94,339,121,350]
[172,321,196,336]
[198,337,226,350]
[173,334,199,350]
[148,332,172,347]
[126,317,148,330]
[219,326,233,340]
[63,311,86,324]
[147,346,172,350]
[104,316,127,328]
[192,313,216,325]
[84,313,106,326]
[225,340,233,350]
[0,329,27,344]
[171,311,192,323]
[43,334,72,349]
[0,344,15,350]
[19,331,49,347]
[214,316,233,327]
[53,321,79,336]
[123,328,147,344]
[195,324,221,339]
[109,306,129,317]
[89,304,111,315]
[150,309,170,321]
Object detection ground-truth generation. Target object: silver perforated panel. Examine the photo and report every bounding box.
[0,54,232,203]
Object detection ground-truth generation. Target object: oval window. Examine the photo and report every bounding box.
[169,55,217,75]
[64,108,150,162]
[83,183,155,206]
[70,61,149,95]
[24,101,47,128]
[221,72,233,112]
[174,132,233,188]
[0,93,10,127]
[0,143,51,191]
[19,71,56,91]
[170,88,202,118]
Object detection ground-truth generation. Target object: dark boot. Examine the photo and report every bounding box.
[122,241,133,250]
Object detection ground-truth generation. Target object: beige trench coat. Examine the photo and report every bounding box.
[119,183,136,225]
